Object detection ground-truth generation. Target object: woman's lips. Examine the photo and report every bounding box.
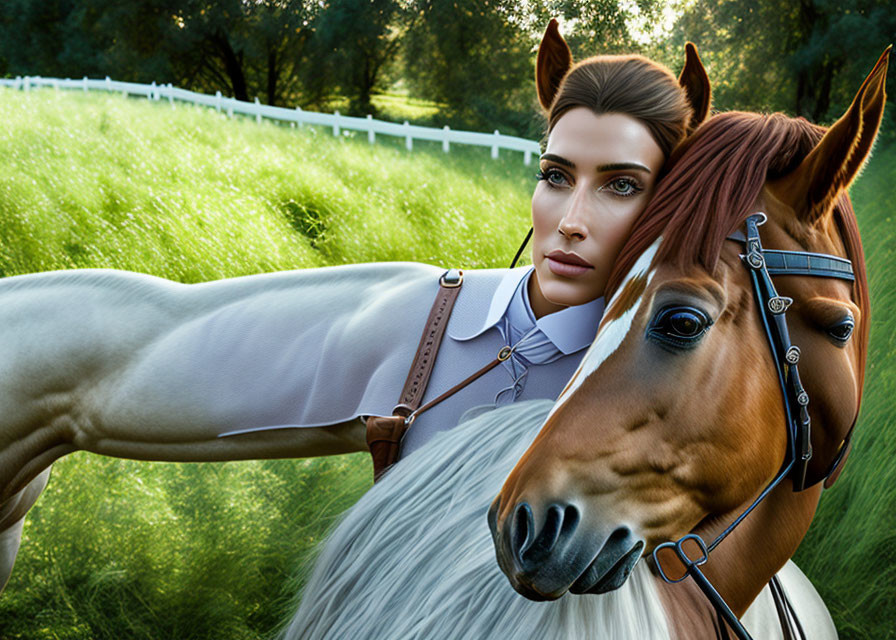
[546,251,593,277]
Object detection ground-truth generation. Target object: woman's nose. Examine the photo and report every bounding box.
[557,189,589,240]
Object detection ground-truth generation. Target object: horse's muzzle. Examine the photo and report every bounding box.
[487,497,644,600]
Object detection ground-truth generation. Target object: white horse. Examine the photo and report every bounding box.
[286,401,834,639]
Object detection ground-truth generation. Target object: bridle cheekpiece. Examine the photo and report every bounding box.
[652,212,856,639]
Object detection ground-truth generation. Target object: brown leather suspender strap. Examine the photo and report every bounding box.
[365,269,518,482]
[393,270,464,415]
[407,346,511,423]
[366,269,463,481]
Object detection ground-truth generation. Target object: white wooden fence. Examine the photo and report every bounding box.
[0,75,540,165]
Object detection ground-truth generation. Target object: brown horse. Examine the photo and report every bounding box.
[489,47,887,638]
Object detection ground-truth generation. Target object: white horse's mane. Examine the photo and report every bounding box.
[284,400,671,640]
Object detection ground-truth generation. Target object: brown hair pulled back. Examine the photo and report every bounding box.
[548,55,694,159]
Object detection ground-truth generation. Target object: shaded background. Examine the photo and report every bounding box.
[0,1,894,639]
[1,0,894,138]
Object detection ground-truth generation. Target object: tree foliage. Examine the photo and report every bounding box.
[666,0,895,128]
[302,0,405,114]
[0,0,891,135]
[402,0,538,136]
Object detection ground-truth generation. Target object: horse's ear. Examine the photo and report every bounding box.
[773,46,890,225]
[536,19,573,111]
[678,42,711,133]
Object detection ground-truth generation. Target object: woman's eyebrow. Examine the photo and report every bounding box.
[539,153,574,168]
[540,155,651,174]
[596,162,652,173]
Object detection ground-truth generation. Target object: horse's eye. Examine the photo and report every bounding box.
[648,307,713,350]
[828,317,855,344]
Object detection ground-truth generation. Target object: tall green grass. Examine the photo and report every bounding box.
[0,88,893,639]
[794,138,896,640]
[0,88,534,640]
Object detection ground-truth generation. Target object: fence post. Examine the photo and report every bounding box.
[54,79,60,93]
[14,76,21,91]
[168,83,174,107]
[295,106,303,128]
[524,149,532,166]
[23,76,30,93]
[151,81,157,101]
[333,110,341,136]
[367,115,375,144]
[255,97,262,123]
[82,76,89,92]
[442,126,450,153]
[491,130,500,159]
[227,97,234,118]
[105,76,112,92]
[404,121,412,151]
[215,91,222,112]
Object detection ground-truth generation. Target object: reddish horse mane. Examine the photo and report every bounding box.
[605,110,870,417]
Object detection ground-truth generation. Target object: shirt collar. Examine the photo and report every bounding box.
[449,266,605,355]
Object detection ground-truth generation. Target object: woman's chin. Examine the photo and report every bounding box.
[539,282,602,310]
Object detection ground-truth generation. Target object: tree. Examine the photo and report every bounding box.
[302,0,404,115]
[665,0,895,127]
[163,0,317,105]
[0,0,318,106]
[402,0,537,136]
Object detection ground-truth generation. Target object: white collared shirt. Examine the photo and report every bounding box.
[448,266,605,355]
[399,266,605,457]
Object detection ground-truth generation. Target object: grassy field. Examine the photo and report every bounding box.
[0,88,893,639]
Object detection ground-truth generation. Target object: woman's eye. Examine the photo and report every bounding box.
[603,177,643,197]
[827,317,855,344]
[647,307,713,350]
[536,168,569,187]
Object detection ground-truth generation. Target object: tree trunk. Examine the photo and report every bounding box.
[211,31,249,102]
[267,50,278,106]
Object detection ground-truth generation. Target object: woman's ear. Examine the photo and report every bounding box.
[678,42,711,133]
[536,19,574,111]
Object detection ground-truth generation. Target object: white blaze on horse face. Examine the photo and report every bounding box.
[548,238,661,419]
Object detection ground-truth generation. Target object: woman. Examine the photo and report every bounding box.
[362,20,708,468]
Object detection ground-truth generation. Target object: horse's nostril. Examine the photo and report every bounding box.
[560,504,580,538]
[508,503,581,570]
[521,504,564,564]
[510,503,534,565]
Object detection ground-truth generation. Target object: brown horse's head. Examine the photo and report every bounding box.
[489,49,888,609]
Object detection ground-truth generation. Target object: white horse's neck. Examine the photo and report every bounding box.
[286,400,671,639]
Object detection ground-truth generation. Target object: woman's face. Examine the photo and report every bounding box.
[528,108,665,318]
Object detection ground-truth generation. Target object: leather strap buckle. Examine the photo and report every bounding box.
[440,269,463,287]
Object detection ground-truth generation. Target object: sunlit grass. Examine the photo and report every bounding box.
[794,140,896,640]
[0,88,533,280]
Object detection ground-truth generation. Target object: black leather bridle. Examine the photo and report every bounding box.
[652,212,857,639]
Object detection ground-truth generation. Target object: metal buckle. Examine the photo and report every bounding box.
[440,269,463,287]
[653,534,708,584]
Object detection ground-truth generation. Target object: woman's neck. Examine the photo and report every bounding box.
[527,270,568,320]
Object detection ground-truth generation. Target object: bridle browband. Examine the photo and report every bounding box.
[652,212,857,639]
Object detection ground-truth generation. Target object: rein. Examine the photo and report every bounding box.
[652,212,856,639]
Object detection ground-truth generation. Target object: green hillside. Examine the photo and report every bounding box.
[0,88,893,640]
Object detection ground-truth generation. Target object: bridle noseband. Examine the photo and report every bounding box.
[652,212,857,639]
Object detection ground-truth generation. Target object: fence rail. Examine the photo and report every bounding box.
[0,75,541,165]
